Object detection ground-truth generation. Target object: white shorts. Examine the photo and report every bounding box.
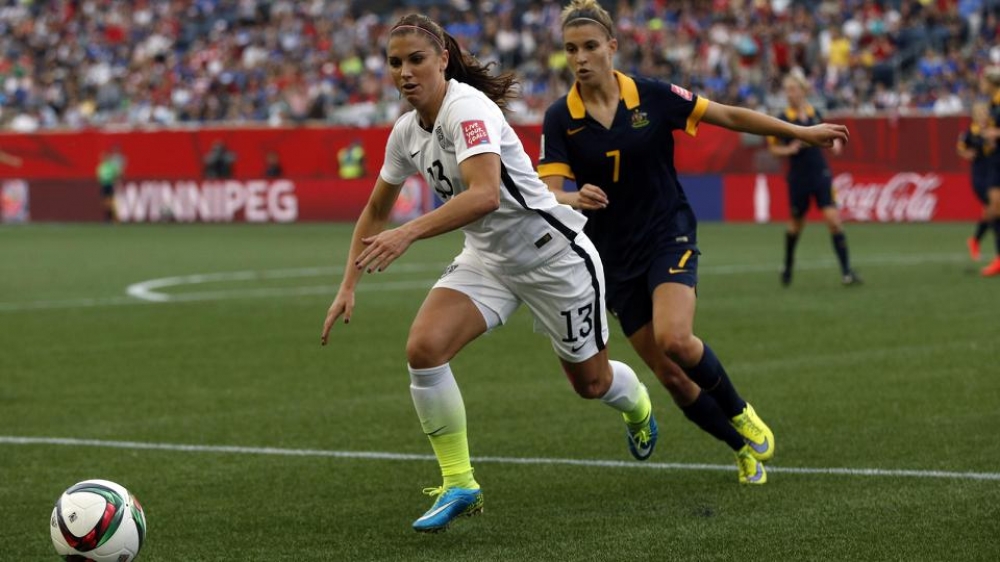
[432,234,609,363]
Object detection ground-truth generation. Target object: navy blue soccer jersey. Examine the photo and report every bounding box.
[538,72,708,282]
[958,125,994,189]
[989,91,1000,175]
[767,105,830,180]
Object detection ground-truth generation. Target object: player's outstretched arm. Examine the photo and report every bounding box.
[321,175,402,345]
[701,101,849,148]
[356,152,501,275]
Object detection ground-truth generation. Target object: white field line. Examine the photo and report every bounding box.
[1,436,998,482]
[0,253,968,312]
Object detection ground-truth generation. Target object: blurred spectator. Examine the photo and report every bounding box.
[337,139,366,180]
[203,140,236,179]
[0,0,993,128]
[96,146,125,222]
[264,150,283,178]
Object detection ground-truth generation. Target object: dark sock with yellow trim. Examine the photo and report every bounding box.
[784,231,799,272]
[974,220,989,242]
[993,219,1000,256]
[683,344,746,418]
[832,231,851,274]
[681,391,746,451]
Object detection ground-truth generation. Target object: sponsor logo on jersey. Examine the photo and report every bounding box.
[670,84,692,101]
[631,110,649,129]
[461,120,491,147]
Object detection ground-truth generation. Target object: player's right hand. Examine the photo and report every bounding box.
[803,123,849,148]
[576,183,608,210]
[321,290,355,346]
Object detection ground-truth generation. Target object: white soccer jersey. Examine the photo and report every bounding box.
[380,79,587,271]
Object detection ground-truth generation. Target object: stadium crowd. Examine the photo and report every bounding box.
[0,0,997,130]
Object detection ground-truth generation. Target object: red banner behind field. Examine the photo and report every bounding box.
[0,116,979,223]
[724,172,982,222]
[0,116,972,180]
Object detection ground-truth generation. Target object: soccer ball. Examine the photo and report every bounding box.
[50,479,147,562]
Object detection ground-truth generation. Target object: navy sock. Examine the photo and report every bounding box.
[993,219,1000,256]
[974,220,989,242]
[831,231,851,274]
[681,391,746,451]
[784,231,799,272]
[683,344,746,418]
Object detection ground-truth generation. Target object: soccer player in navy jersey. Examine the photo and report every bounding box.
[321,13,655,532]
[768,73,860,287]
[539,0,848,485]
[957,101,996,262]
[979,67,1000,277]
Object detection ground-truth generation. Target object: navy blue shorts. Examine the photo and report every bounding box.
[606,247,699,337]
[788,175,834,218]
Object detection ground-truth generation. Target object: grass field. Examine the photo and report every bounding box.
[1,222,998,561]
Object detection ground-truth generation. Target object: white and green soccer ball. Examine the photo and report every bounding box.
[50,479,147,561]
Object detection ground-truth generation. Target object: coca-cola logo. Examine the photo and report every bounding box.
[834,172,940,222]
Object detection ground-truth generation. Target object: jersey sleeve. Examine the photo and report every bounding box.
[378,118,418,185]
[655,81,709,137]
[444,96,502,164]
[537,103,574,179]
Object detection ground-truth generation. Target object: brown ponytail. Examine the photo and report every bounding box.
[389,14,518,110]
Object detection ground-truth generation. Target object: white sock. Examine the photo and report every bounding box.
[408,363,466,436]
[600,360,648,422]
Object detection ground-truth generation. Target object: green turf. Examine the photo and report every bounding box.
[1,222,997,561]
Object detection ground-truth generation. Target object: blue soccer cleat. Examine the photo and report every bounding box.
[412,486,483,533]
[625,411,658,461]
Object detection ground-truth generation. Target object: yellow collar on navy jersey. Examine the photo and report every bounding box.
[971,123,982,135]
[784,104,816,121]
[566,71,640,119]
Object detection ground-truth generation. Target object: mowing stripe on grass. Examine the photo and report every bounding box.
[0,252,970,312]
[2,435,997,482]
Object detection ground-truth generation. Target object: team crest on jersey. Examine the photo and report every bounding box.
[670,84,693,101]
[435,125,447,148]
[631,110,650,129]
[461,120,491,148]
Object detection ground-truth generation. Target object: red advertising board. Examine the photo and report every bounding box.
[0,116,979,223]
[724,172,982,222]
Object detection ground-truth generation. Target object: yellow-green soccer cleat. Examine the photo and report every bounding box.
[735,445,767,485]
[412,486,483,533]
[730,403,774,461]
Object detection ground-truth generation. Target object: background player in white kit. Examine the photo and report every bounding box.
[319,14,657,533]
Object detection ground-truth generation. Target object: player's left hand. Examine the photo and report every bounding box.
[802,123,849,148]
[357,227,415,273]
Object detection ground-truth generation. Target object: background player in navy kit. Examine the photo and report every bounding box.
[768,73,860,287]
[957,101,995,262]
[320,13,656,533]
[979,67,1000,277]
[538,0,848,485]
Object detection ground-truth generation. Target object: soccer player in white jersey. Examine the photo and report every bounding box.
[320,14,657,533]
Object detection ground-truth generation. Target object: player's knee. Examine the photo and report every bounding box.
[405,334,449,369]
[563,364,610,399]
[571,377,609,399]
[658,332,697,364]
